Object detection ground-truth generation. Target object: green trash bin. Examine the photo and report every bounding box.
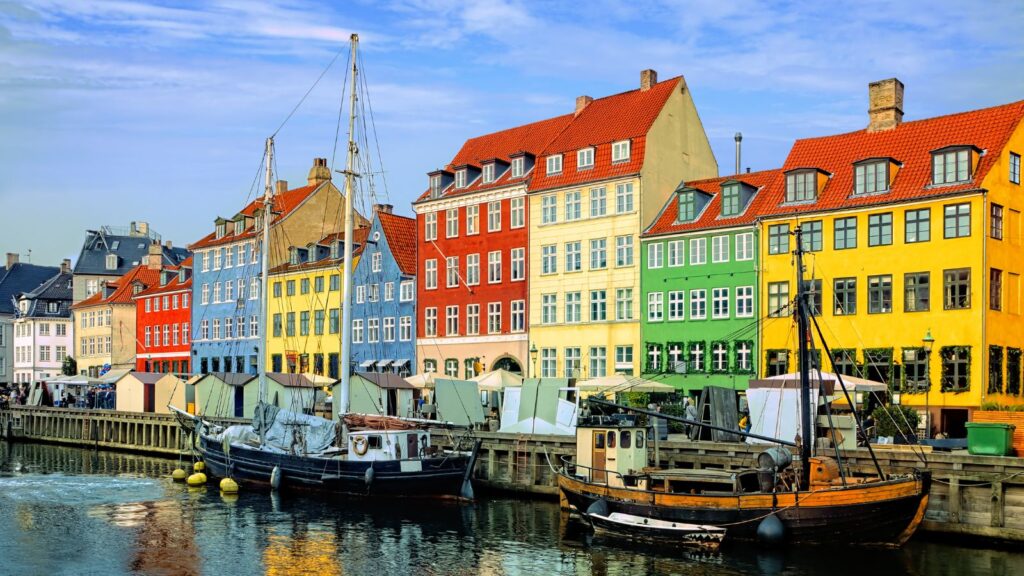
[966,422,1016,456]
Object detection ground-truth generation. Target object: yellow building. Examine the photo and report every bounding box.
[526,70,717,378]
[266,230,365,378]
[759,79,1024,437]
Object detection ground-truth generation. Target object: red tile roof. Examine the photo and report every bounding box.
[189,183,321,250]
[759,100,1024,217]
[377,211,417,276]
[643,169,784,237]
[72,265,164,309]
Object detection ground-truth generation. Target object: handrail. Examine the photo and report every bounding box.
[558,454,628,488]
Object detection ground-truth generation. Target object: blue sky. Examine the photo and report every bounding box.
[2,0,1023,264]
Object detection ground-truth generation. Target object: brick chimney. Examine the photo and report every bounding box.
[640,69,658,91]
[6,252,18,269]
[275,180,289,194]
[575,95,593,116]
[60,259,71,274]
[147,242,163,271]
[868,78,904,133]
[307,157,331,186]
[373,203,394,214]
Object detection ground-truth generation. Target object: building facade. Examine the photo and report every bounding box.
[527,70,718,379]
[0,253,60,385]
[11,269,74,384]
[350,206,418,376]
[758,79,1024,436]
[134,258,193,374]
[641,170,779,395]
[71,221,187,303]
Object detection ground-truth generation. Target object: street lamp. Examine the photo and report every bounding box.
[530,344,538,378]
[922,328,935,439]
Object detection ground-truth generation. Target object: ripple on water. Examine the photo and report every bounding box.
[0,473,165,507]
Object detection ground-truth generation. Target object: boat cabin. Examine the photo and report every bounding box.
[574,415,648,488]
[348,429,431,463]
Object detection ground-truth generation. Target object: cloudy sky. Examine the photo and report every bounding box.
[2,0,1022,264]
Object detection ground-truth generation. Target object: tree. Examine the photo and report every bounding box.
[62,356,77,376]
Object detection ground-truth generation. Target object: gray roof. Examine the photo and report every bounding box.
[18,272,73,319]
[266,372,319,388]
[73,228,189,277]
[126,372,166,385]
[354,371,415,390]
[201,372,257,387]
[0,262,60,315]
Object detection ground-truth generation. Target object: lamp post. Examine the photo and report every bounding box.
[922,329,935,439]
[530,343,538,378]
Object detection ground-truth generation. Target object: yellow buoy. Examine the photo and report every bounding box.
[193,461,206,473]
[219,477,239,494]
[171,468,187,482]
[186,472,207,487]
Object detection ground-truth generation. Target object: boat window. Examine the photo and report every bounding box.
[636,433,644,449]
[621,430,631,448]
[594,432,605,449]
[368,435,382,449]
[608,431,617,448]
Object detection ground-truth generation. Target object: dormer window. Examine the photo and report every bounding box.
[612,140,631,163]
[105,253,118,270]
[577,147,594,170]
[132,284,143,295]
[215,222,226,239]
[678,192,697,221]
[546,154,562,175]
[111,240,120,250]
[785,170,818,203]
[178,269,187,283]
[482,163,495,184]
[455,169,467,188]
[854,159,890,195]
[721,184,741,217]
[289,248,299,266]
[511,157,525,178]
[47,301,59,314]
[932,147,973,185]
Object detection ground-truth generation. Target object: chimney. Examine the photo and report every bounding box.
[307,157,331,186]
[6,252,18,269]
[734,132,743,176]
[868,78,904,133]
[61,259,71,274]
[147,242,163,271]
[164,240,172,249]
[275,180,288,194]
[640,69,658,91]
[575,95,593,116]
[136,221,149,236]
[373,203,394,214]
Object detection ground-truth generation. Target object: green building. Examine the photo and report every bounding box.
[640,170,780,396]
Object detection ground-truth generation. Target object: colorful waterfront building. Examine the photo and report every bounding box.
[134,257,193,374]
[640,170,781,396]
[0,253,61,386]
[350,205,418,376]
[758,79,1024,436]
[11,267,74,384]
[189,158,366,375]
[527,70,718,379]
[413,111,571,377]
[265,228,367,378]
[71,221,187,303]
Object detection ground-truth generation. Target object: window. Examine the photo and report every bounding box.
[830,216,856,250]
[286,280,295,297]
[213,249,221,270]
[541,195,557,224]
[676,191,696,222]
[785,171,817,202]
[689,289,707,320]
[905,209,930,243]
[445,208,459,238]
[616,183,634,213]
[868,275,893,313]
[236,315,246,339]
[648,243,663,269]
[932,148,971,184]
[488,251,502,283]
[646,344,662,373]
[455,169,467,188]
[466,254,480,285]
[466,304,480,335]
[144,327,151,348]
[612,140,630,162]
[834,278,857,315]
[590,290,607,321]
[711,236,729,263]
[487,201,501,232]
[201,252,210,272]
[356,285,366,303]
[944,203,971,238]
[314,310,325,335]
[369,284,380,302]
[688,342,705,373]
[589,347,607,378]
[801,221,823,251]
[541,294,557,324]
[768,282,790,317]
[712,342,729,372]
[510,156,525,178]
[285,312,296,337]
[425,259,437,289]
[689,237,706,265]
[400,280,414,301]
[991,268,1003,311]
[577,147,594,169]
[212,319,221,339]
[868,213,893,246]
[1011,152,1021,184]
[590,187,607,217]
[445,306,459,336]
[565,292,581,323]
[712,287,730,319]
[541,348,557,378]
[399,316,412,341]
[249,316,257,338]
[225,246,234,268]
[542,245,557,275]
[299,311,309,336]
[1008,348,1021,395]
[565,241,581,272]
[546,154,562,175]
[668,291,685,320]
[272,314,282,337]
[213,282,221,303]
[352,319,363,343]
[992,204,1004,240]
[736,286,753,317]
[299,278,309,296]
[442,359,458,377]
[668,240,685,267]
[481,163,495,184]
[768,224,789,254]
[201,320,209,340]
[425,212,437,241]
[943,268,971,309]
[446,256,459,288]
[564,191,581,221]
[615,288,633,321]
[511,300,525,332]
[329,309,339,334]
[105,253,118,270]
[989,345,1005,394]
[510,197,525,228]
[904,272,930,312]
[615,236,634,266]
[854,160,888,194]
[735,233,753,261]
[942,347,970,392]
[424,308,437,336]
[511,248,525,281]
[721,184,741,216]
[564,347,581,377]
[487,302,501,333]
[767,350,789,377]
[590,239,607,269]
[384,282,394,301]
[807,279,822,316]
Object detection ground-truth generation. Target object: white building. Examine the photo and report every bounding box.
[13,270,74,384]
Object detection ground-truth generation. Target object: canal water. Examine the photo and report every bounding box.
[1,441,1022,576]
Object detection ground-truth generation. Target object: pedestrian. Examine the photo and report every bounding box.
[684,397,698,437]
[739,409,751,433]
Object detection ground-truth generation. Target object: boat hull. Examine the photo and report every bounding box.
[589,513,725,549]
[559,471,931,546]
[199,435,474,499]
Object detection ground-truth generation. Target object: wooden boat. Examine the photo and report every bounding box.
[557,226,931,546]
[587,510,725,549]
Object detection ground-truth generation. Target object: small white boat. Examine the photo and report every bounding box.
[589,512,726,549]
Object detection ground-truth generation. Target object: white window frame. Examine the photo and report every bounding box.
[648,243,663,269]
[612,139,631,163]
[690,289,707,320]
[711,235,729,263]
[689,237,707,265]
[648,292,664,322]
[511,157,525,178]
[577,147,594,169]
[425,212,437,241]
[668,290,686,321]
[546,154,562,175]
[712,287,730,319]
[482,163,495,184]
[487,251,502,284]
[736,285,754,318]
[511,248,525,281]
[510,197,525,228]
[735,232,754,261]
[446,208,458,238]
[425,259,437,290]
[488,201,501,232]
[466,205,479,235]
[466,253,480,285]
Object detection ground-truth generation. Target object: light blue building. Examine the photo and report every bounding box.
[350,206,418,376]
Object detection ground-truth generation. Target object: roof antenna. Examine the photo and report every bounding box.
[734,132,742,175]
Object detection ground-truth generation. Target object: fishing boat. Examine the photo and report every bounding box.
[557,226,931,546]
[174,34,481,499]
[587,508,725,550]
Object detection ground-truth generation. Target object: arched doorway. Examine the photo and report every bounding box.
[491,356,522,375]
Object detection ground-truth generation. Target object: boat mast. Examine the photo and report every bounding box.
[338,34,359,418]
[259,137,274,409]
[794,225,812,489]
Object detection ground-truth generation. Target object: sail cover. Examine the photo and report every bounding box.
[253,402,337,454]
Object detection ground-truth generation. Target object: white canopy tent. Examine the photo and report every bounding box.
[574,375,676,396]
[471,369,523,391]
[404,372,437,389]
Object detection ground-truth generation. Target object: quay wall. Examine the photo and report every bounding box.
[3,406,1024,542]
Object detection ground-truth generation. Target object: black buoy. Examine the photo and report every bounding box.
[364,466,375,489]
[757,513,786,545]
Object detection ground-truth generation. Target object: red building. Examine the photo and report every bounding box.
[134,257,192,374]
[413,115,571,378]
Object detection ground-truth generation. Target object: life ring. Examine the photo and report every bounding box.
[353,436,369,456]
